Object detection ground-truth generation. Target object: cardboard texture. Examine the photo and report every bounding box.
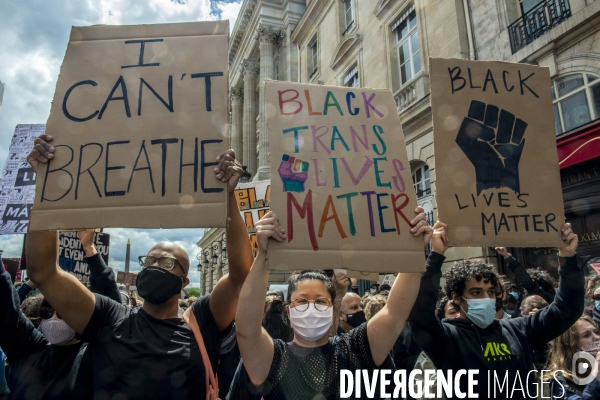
[29,22,230,231]
[430,58,564,247]
[0,125,43,234]
[266,81,425,273]
[234,180,270,257]
[58,231,110,283]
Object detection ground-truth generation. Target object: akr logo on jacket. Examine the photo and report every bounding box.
[483,341,512,361]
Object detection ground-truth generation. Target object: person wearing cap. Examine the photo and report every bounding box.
[26,136,253,400]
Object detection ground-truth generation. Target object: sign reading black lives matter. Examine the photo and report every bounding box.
[431,58,564,247]
[0,125,44,234]
[58,231,110,283]
[29,22,230,231]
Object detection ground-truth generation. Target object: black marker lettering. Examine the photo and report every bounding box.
[138,76,174,115]
[518,70,539,98]
[75,143,103,200]
[455,194,468,210]
[99,76,131,119]
[127,140,155,193]
[483,69,498,93]
[498,192,510,207]
[191,72,224,112]
[151,138,179,196]
[200,139,224,193]
[104,141,130,197]
[121,39,163,69]
[41,145,74,202]
[62,80,99,122]
[448,67,466,94]
[179,138,198,193]
[468,68,481,89]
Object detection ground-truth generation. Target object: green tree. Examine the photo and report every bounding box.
[187,287,201,297]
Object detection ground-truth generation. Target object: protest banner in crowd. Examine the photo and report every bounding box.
[0,125,43,234]
[234,180,270,256]
[431,58,564,247]
[266,81,424,272]
[116,271,137,287]
[29,22,230,231]
[58,231,110,283]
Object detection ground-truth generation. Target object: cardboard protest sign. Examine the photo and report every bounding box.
[234,180,271,256]
[430,58,564,247]
[266,81,424,272]
[29,22,230,231]
[116,271,137,286]
[0,125,43,234]
[58,231,110,283]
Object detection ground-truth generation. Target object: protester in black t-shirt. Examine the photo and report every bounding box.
[0,229,120,400]
[234,209,432,399]
[26,137,253,400]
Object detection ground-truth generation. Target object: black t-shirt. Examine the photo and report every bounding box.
[256,323,394,400]
[0,265,92,400]
[81,293,229,400]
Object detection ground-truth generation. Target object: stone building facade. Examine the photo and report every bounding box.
[199,0,600,293]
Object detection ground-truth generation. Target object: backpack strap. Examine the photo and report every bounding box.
[183,306,218,400]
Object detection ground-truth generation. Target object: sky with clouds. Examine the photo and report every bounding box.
[0,0,243,287]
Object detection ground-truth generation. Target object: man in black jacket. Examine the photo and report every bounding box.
[408,221,582,399]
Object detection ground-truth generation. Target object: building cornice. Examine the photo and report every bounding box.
[290,0,330,45]
[329,33,362,69]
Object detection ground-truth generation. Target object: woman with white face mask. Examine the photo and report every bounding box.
[235,210,432,400]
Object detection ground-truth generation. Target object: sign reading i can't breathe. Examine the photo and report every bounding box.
[430,58,564,247]
[265,81,424,273]
[29,22,230,231]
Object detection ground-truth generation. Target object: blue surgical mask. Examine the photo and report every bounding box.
[595,300,600,312]
[509,291,519,301]
[505,309,516,317]
[461,297,496,329]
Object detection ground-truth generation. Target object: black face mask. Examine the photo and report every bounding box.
[495,297,503,312]
[345,310,367,328]
[137,267,184,304]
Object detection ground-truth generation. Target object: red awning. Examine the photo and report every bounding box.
[557,120,600,169]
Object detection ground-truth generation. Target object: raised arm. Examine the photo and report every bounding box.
[79,229,121,303]
[496,246,555,304]
[235,212,284,386]
[366,207,431,366]
[26,230,95,334]
[407,221,451,365]
[521,223,584,345]
[209,150,255,331]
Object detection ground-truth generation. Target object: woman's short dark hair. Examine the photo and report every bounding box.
[436,296,451,320]
[21,294,44,328]
[444,259,499,299]
[287,270,336,303]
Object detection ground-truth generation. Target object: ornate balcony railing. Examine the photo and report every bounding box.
[508,0,571,54]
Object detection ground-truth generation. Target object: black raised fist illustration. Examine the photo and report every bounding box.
[456,100,527,195]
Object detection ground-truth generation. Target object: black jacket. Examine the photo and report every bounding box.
[506,256,555,304]
[408,252,584,399]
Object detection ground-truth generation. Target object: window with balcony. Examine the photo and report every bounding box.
[393,6,421,86]
[343,0,354,35]
[552,73,600,135]
[508,0,571,54]
[309,38,318,78]
[344,65,359,88]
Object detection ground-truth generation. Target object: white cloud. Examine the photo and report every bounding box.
[213,1,243,31]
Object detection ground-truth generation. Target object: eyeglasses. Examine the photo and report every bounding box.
[290,297,332,312]
[139,256,181,271]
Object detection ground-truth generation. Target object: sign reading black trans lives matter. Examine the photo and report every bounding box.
[29,22,230,231]
[431,58,564,247]
[0,125,43,234]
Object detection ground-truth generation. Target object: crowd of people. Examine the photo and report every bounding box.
[0,134,599,399]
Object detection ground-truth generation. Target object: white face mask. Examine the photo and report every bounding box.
[370,288,377,295]
[289,303,333,342]
[39,318,76,345]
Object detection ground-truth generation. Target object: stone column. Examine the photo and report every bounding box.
[230,87,244,164]
[242,60,259,177]
[255,25,284,181]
